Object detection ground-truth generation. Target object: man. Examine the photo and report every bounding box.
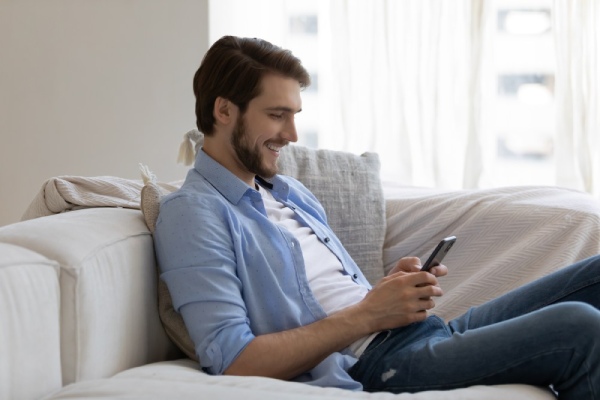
[154,36,600,397]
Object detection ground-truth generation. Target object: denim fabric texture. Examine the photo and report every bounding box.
[350,255,600,399]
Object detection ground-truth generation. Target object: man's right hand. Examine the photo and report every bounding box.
[355,270,443,333]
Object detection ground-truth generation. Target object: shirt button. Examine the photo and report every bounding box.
[323,237,330,243]
[353,274,358,279]
[291,242,295,248]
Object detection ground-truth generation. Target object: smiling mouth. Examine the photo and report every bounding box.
[266,142,287,153]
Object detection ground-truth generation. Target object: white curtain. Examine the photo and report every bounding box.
[553,0,600,196]
[320,0,488,188]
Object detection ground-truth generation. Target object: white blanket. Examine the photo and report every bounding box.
[21,176,180,221]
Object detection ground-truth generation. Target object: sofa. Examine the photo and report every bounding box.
[2,143,599,400]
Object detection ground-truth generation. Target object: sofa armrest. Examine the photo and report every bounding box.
[0,243,62,400]
[0,208,181,385]
[383,185,600,321]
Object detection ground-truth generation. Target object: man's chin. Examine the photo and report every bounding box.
[258,171,277,179]
[256,164,279,179]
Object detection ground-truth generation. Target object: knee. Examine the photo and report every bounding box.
[553,302,600,333]
[580,253,600,270]
[590,253,600,264]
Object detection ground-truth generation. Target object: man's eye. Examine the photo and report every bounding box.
[270,114,284,120]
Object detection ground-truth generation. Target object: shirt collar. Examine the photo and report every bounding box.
[194,149,290,204]
[257,175,290,202]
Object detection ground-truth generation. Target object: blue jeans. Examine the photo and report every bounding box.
[349,255,600,399]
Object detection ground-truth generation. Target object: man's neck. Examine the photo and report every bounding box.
[202,137,256,187]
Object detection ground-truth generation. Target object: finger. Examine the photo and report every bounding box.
[419,298,436,311]
[417,282,444,298]
[429,264,448,277]
[405,299,436,315]
[404,257,422,272]
[388,257,421,275]
[411,271,440,287]
[387,261,402,276]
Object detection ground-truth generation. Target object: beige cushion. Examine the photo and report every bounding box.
[140,135,386,362]
[141,180,198,361]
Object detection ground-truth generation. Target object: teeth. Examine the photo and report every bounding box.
[266,143,282,152]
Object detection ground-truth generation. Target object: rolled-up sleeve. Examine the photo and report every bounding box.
[155,194,255,374]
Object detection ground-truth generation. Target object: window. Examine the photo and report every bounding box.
[487,0,556,187]
[210,0,562,188]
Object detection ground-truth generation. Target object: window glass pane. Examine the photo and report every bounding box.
[289,14,318,35]
[488,0,556,187]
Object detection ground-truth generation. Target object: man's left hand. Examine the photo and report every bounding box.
[388,256,448,278]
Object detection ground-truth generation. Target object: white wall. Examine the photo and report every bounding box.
[0,0,209,226]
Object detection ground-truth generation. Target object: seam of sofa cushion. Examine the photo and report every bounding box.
[59,230,154,384]
[58,231,152,278]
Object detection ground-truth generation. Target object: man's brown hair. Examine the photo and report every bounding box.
[193,36,311,135]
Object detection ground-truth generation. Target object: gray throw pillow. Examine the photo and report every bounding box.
[278,145,385,285]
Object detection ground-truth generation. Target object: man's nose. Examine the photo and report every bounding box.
[282,118,298,143]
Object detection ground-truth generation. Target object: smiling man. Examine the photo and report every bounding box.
[154,36,600,397]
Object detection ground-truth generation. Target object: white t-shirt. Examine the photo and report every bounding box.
[258,185,376,356]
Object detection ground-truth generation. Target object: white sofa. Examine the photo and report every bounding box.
[2,147,599,399]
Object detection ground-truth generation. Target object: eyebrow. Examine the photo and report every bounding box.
[265,106,302,114]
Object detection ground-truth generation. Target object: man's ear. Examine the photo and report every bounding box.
[213,97,237,125]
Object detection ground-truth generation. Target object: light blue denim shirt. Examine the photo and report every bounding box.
[154,149,372,390]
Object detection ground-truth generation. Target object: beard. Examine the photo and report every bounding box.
[230,115,279,179]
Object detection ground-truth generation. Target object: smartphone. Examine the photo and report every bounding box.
[421,236,457,272]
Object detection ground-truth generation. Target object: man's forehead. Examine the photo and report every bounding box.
[253,74,302,111]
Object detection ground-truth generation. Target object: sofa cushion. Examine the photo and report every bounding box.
[140,175,199,361]
[46,359,556,400]
[0,242,62,400]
